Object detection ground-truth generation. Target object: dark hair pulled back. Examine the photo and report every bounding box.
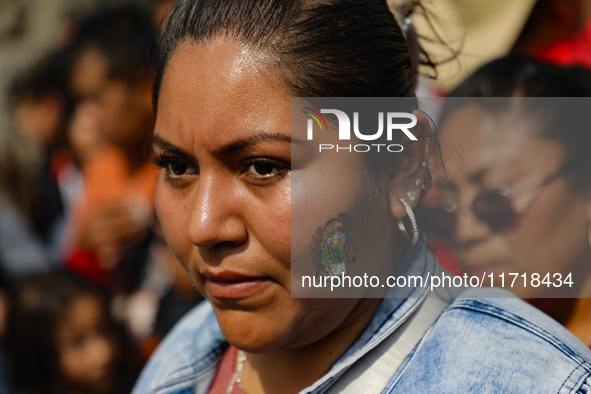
[153,0,416,112]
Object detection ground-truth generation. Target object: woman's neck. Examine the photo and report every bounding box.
[239,297,382,394]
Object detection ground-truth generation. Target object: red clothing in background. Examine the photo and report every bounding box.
[65,146,158,283]
[533,20,591,68]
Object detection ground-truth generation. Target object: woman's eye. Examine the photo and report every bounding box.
[166,161,197,183]
[248,162,277,176]
[153,154,197,186]
[242,157,289,185]
[169,161,189,176]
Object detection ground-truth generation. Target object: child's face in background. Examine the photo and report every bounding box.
[55,295,120,393]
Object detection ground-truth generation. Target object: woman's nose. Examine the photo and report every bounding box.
[186,174,248,249]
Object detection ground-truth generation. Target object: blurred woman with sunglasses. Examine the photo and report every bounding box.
[439,54,591,345]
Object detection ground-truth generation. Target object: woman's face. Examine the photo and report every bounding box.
[440,104,591,297]
[153,40,397,352]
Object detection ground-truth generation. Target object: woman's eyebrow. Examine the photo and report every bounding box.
[152,132,307,158]
[152,135,195,160]
[216,132,304,156]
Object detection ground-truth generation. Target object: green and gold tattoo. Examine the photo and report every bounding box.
[311,214,356,276]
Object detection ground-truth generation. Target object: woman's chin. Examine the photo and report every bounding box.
[213,297,360,354]
[217,312,289,353]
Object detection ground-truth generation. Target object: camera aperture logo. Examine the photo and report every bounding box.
[303,107,417,153]
[302,107,329,133]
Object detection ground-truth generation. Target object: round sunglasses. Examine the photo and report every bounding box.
[440,163,573,233]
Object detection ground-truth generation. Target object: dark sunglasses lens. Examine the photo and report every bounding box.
[472,193,515,232]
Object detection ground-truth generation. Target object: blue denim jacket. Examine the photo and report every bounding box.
[134,239,591,393]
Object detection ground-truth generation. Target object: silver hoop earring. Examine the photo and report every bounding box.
[398,198,418,245]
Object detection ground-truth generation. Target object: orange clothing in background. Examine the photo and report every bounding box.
[76,147,158,230]
[65,146,158,282]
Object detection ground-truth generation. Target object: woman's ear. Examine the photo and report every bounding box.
[387,109,432,219]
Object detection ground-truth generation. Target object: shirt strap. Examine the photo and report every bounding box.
[326,267,457,394]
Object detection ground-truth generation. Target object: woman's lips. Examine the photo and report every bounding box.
[204,275,273,299]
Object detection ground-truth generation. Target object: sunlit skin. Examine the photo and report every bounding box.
[153,39,427,393]
[439,104,591,301]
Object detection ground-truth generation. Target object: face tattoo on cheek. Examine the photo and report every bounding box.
[311,213,357,277]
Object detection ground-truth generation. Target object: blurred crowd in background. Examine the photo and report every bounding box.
[0,0,590,393]
[0,1,200,393]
